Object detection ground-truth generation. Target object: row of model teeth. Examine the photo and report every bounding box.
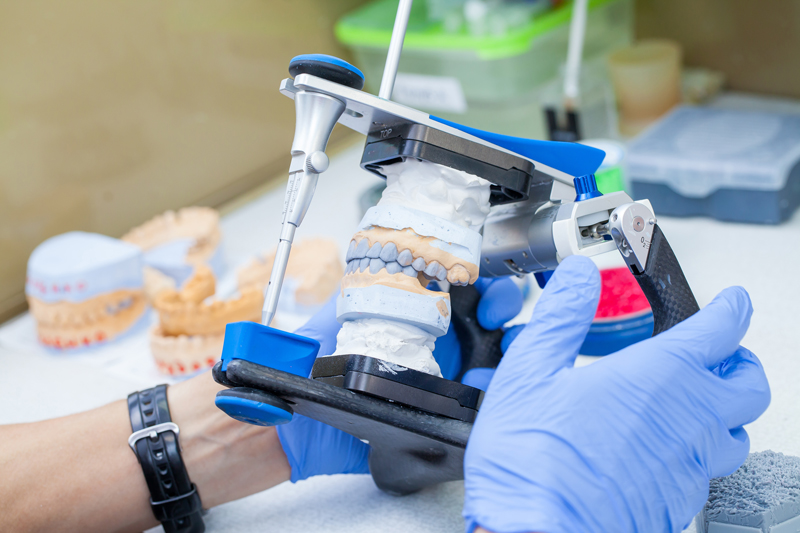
[345,240,468,285]
[33,297,136,326]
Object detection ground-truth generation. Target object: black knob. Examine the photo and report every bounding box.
[289,54,365,91]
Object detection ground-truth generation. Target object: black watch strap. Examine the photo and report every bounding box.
[128,385,205,533]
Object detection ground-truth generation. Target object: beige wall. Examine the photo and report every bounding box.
[635,0,800,99]
[0,0,366,322]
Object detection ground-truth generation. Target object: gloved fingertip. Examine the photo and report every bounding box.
[477,278,523,330]
[472,277,493,295]
[462,367,496,391]
[708,426,751,478]
[501,324,524,353]
[526,255,600,328]
[717,346,763,378]
[543,256,601,301]
[658,286,754,369]
[711,286,753,326]
[730,426,749,444]
[555,255,600,280]
[718,347,771,423]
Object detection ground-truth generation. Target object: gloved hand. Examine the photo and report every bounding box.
[276,297,370,482]
[278,277,523,482]
[463,255,771,533]
[433,278,524,380]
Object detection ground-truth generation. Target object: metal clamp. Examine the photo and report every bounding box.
[128,422,180,451]
[608,202,657,273]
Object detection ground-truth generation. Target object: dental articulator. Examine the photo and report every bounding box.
[213,0,700,495]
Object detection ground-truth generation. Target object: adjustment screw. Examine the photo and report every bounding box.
[573,174,603,202]
[306,151,329,173]
[633,216,645,232]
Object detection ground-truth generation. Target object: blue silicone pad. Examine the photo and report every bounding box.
[429,116,605,178]
[220,321,321,377]
[215,395,293,426]
[290,54,364,80]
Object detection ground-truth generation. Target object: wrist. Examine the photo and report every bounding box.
[166,371,291,507]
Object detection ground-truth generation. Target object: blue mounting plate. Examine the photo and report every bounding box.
[430,116,606,178]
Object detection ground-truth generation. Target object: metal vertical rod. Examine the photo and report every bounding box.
[563,0,588,108]
[378,0,413,100]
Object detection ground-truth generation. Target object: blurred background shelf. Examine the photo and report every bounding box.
[3,0,800,323]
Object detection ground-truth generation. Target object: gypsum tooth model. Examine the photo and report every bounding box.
[331,159,491,377]
[150,265,261,375]
[237,238,343,314]
[26,232,147,349]
[122,206,223,284]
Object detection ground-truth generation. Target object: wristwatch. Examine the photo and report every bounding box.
[128,385,205,533]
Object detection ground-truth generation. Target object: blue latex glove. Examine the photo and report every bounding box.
[276,297,371,482]
[434,278,524,380]
[278,277,523,482]
[463,255,771,533]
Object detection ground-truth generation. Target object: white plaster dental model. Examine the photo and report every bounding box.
[332,159,492,376]
[150,265,261,375]
[26,232,146,349]
[237,238,343,313]
[123,207,224,286]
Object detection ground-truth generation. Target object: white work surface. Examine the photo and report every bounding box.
[2,142,799,533]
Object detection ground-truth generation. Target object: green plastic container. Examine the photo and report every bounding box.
[580,138,626,193]
[336,0,632,138]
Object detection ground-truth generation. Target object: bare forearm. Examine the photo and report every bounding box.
[0,371,290,532]
[0,399,154,532]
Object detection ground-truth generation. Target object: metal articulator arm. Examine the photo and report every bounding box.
[608,202,700,333]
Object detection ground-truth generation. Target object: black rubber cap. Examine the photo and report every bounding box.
[289,54,365,90]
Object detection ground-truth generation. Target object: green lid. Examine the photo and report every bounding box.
[336,0,614,60]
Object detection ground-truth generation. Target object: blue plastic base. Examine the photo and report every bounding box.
[220,322,320,376]
[580,313,655,356]
[214,386,296,426]
[215,394,293,426]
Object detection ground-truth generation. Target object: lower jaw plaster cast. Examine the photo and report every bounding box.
[29,290,146,348]
[150,265,261,375]
[331,159,492,376]
[25,231,146,349]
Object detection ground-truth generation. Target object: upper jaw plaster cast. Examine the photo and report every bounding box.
[332,159,492,377]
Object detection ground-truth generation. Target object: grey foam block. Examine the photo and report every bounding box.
[696,451,800,533]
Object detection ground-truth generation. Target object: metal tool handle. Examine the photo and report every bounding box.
[379,0,413,99]
[449,284,505,382]
[632,224,700,335]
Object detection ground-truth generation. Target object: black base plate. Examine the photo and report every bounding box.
[218,358,472,495]
[361,122,534,205]
[311,354,482,423]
